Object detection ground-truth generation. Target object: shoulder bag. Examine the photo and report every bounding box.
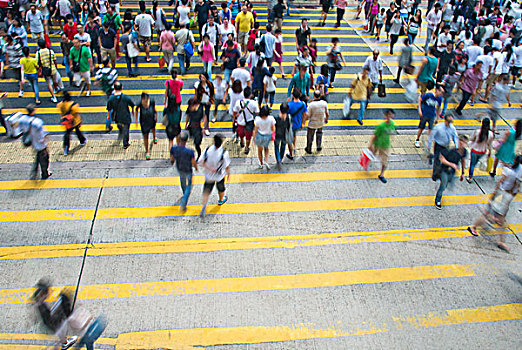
[72,46,83,73]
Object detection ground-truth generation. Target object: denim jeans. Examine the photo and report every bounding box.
[178,53,190,74]
[224,68,233,83]
[469,151,484,178]
[63,55,73,82]
[274,137,286,164]
[203,60,213,80]
[178,170,193,208]
[125,54,138,76]
[435,171,454,204]
[349,99,367,122]
[408,33,417,45]
[25,73,39,99]
[117,123,130,147]
[442,95,451,116]
[425,27,434,52]
[78,315,107,350]
[456,90,473,113]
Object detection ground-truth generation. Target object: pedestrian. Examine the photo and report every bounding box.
[135,5,155,62]
[218,17,236,43]
[434,134,468,209]
[394,38,412,85]
[369,109,396,183]
[107,81,135,149]
[304,90,328,154]
[20,47,40,105]
[252,59,269,103]
[170,130,198,212]
[260,24,276,66]
[334,0,348,28]
[439,65,460,118]
[416,46,438,95]
[319,0,331,27]
[326,37,345,88]
[134,92,157,160]
[164,69,184,150]
[58,90,86,156]
[429,113,458,172]
[468,117,494,183]
[94,58,118,99]
[118,24,139,77]
[198,34,216,79]
[414,85,443,148]
[201,16,220,60]
[272,0,285,30]
[367,0,380,34]
[160,23,176,73]
[199,134,230,217]
[26,4,45,41]
[185,97,205,159]
[384,2,398,42]
[8,17,28,47]
[175,23,195,75]
[152,0,166,42]
[294,18,311,50]
[374,7,385,40]
[263,67,277,108]
[246,44,265,74]
[4,35,23,98]
[18,105,51,180]
[69,38,93,96]
[253,105,276,170]
[85,14,101,67]
[273,28,284,78]
[287,64,311,103]
[482,46,503,102]
[388,11,402,55]
[455,61,483,116]
[273,102,289,170]
[195,0,211,38]
[424,2,442,53]
[102,6,122,57]
[406,8,422,44]
[177,0,191,28]
[36,38,62,102]
[212,75,227,122]
[468,155,522,252]
[489,73,511,133]
[225,79,244,136]
[436,40,455,82]
[233,86,258,154]
[74,24,91,48]
[490,119,522,177]
[221,39,241,85]
[235,4,254,53]
[99,22,117,69]
[435,25,452,58]
[286,88,308,159]
[348,66,372,125]
[63,14,78,41]
[231,56,251,89]
[363,49,383,93]
[194,72,215,136]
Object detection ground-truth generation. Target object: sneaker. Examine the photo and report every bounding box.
[86,90,91,97]
[204,129,210,136]
[378,175,387,183]
[18,90,24,97]
[41,172,52,180]
[123,144,130,149]
[218,195,228,205]
[304,148,312,154]
[414,140,421,148]
[258,163,264,169]
[455,110,463,116]
[285,153,294,160]
[469,100,474,106]
[80,140,87,146]
[357,119,363,126]
[51,96,58,103]
[264,163,271,170]
[78,83,86,96]
[244,147,250,155]
[435,201,442,210]
[64,147,69,156]
[61,336,78,350]
[317,147,322,152]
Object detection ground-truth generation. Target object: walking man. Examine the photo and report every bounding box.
[107,82,135,149]
[429,114,459,175]
[363,49,383,92]
[18,104,51,180]
[348,66,372,125]
[369,109,396,183]
[414,85,443,148]
[135,5,155,62]
[170,130,198,212]
[69,38,93,96]
[304,89,328,154]
[175,23,195,75]
[58,90,87,156]
[200,134,231,217]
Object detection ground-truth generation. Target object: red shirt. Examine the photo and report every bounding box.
[64,22,78,40]
[165,79,184,104]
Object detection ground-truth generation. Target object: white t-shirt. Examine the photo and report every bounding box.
[246,51,265,73]
[177,6,191,25]
[426,9,442,30]
[98,0,107,14]
[135,13,155,37]
[514,45,522,67]
[201,145,231,182]
[228,90,244,115]
[233,99,259,126]
[477,54,493,79]
[231,67,251,89]
[193,81,210,104]
[492,51,503,75]
[466,45,483,66]
[219,24,236,43]
[254,115,276,135]
[363,56,383,83]
[214,80,226,100]
[263,75,277,92]
[502,51,515,74]
[58,0,71,16]
[74,33,91,44]
[437,32,452,52]
[482,25,494,45]
[492,38,503,51]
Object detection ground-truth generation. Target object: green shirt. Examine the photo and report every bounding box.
[418,56,438,83]
[70,46,92,73]
[373,120,396,149]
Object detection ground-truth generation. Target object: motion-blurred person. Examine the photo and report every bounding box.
[54,303,107,350]
[368,109,396,183]
[135,92,157,160]
[434,134,467,209]
[170,130,198,212]
[18,104,51,179]
[107,82,135,149]
[58,90,87,156]
[94,58,118,98]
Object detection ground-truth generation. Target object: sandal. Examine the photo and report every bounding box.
[153,139,158,144]
[211,117,217,123]
[146,153,151,160]
[467,226,479,236]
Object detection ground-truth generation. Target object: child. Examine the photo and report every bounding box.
[263,67,277,108]
[375,7,385,41]
[274,102,290,170]
[440,66,460,118]
[212,75,227,122]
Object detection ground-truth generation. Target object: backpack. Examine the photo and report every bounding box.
[60,102,77,130]
[247,29,258,51]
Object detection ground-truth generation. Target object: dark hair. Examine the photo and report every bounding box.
[114,81,123,91]
[320,64,329,76]
[22,46,30,56]
[231,80,242,93]
[243,86,252,98]
[292,88,301,99]
[214,134,223,148]
[513,155,522,169]
[171,69,178,78]
[37,39,46,48]
[478,118,490,143]
[141,92,149,101]
[516,119,522,140]
[66,14,73,21]
[259,105,271,117]
[165,23,172,31]
[280,102,289,114]
[267,24,272,32]
[26,104,36,115]
[63,90,72,101]
[384,108,395,116]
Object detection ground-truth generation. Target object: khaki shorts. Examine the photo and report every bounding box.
[486,73,498,86]
[101,47,116,61]
[139,35,151,47]
[74,71,91,84]
[238,30,248,45]
[32,32,44,41]
[374,147,389,166]
[419,81,428,95]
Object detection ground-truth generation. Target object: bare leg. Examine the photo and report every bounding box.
[257,146,263,165]
[143,133,149,154]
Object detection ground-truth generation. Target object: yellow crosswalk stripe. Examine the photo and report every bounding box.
[0,194,507,223]
[0,224,516,261]
[0,333,115,345]
[0,263,479,305]
[114,303,522,349]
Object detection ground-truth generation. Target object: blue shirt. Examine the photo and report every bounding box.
[288,100,307,130]
[261,32,276,58]
[429,122,459,148]
[170,145,195,173]
[421,92,442,120]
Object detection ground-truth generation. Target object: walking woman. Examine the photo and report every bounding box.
[394,38,412,84]
[467,118,494,183]
[273,28,285,78]
[490,119,522,177]
[185,97,206,159]
[334,0,348,28]
[20,47,40,104]
[194,72,214,136]
[135,92,157,160]
[164,69,184,150]
[389,11,403,55]
[406,9,422,45]
[274,102,290,170]
[253,105,276,170]
[198,34,215,80]
[152,0,166,43]
[326,37,345,88]
[58,90,86,156]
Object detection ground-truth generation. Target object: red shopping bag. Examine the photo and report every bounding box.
[45,33,51,48]
[158,55,165,68]
[359,148,375,171]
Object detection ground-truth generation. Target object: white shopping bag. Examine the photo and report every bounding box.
[343,96,351,118]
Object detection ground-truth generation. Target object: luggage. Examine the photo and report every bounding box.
[4,112,23,138]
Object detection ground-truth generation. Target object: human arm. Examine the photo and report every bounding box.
[191,155,198,171]
[134,106,139,125]
[416,57,426,83]
[324,106,329,124]
[439,153,459,171]
[170,153,176,165]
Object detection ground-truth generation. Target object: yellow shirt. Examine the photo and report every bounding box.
[235,11,254,32]
[20,57,38,75]
[57,100,81,127]
[351,73,372,101]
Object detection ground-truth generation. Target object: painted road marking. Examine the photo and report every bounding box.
[0,224,516,261]
[0,194,505,222]
[0,263,478,305]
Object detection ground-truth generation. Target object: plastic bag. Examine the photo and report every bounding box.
[158,55,165,68]
[359,148,375,171]
[404,80,418,103]
[343,96,351,118]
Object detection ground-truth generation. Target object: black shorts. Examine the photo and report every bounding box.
[322,3,330,13]
[511,66,521,77]
[418,116,435,130]
[165,123,181,140]
[189,126,203,146]
[203,178,225,193]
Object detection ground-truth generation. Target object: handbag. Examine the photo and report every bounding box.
[377,83,386,98]
[60,102,77,130]
[404,65,415,74]
[72,46,82,73]
[158,55,165,68]
[38,49,52,77]
[127,40,139,58]
[334,61,342,71]
[359,148,375,171]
